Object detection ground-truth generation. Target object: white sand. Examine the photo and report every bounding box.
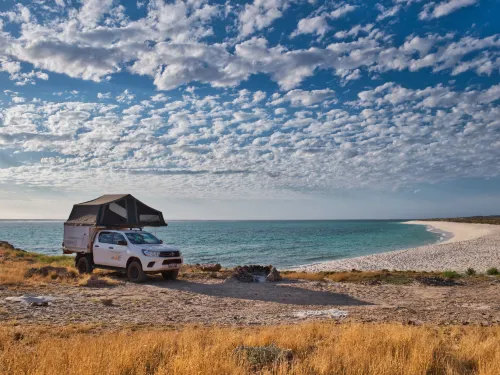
[291,221,500,273]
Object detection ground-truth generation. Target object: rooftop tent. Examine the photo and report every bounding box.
[65,194,167,227]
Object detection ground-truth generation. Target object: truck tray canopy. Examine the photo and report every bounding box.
[65,194,167,227]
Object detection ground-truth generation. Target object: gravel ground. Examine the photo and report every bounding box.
[1,274,500,327]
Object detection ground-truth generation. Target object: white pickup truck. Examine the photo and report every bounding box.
[64,227,183,283]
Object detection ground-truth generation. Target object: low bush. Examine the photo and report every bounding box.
[442,270,461,279]
[486,267,499,275]
[466,268,476,276]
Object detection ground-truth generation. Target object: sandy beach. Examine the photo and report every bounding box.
[292,221,500,273]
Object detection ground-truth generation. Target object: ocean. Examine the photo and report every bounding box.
[0,220,442,268]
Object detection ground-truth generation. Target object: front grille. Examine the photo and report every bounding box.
[159,251,180,257]
[163,259,182,265]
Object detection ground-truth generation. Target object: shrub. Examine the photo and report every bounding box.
[465,268,476,276]
[486,268,499,275]
[442,270,460,279]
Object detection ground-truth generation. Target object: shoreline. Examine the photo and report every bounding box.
[291,221,500,272]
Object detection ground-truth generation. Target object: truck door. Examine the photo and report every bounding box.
[93,231,114,266]
[109,232,129,268]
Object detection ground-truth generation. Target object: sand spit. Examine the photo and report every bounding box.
[292,221,500,273]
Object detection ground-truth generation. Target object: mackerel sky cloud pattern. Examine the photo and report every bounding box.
[0,0,499,218]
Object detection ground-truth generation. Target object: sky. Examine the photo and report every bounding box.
[0,0,499,220]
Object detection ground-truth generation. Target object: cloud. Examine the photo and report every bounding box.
[238,0,287,38]
[292,15,330,37]
[12,41,127,82]
[1,81,500,200]
[292,3,357,37]
[330,4,357,19]
[0,0,500,204]
[271,89,335,106]
[97,92,111,99]
[376,4,402,21]
[252,91,267,103]
[0,0,497,93]
[419,0,478,20]
[77,0,115,27]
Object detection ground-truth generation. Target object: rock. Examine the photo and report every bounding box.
[0,241,16,250]
[200,263,222,272]
[0,241,24,252]
[101,299,114,306]
[405,319,422,326]
[5,295,55,305]
[25,266,76,279]
[228,265,278,283]
[233,345,293,368]
[265,267,282,282]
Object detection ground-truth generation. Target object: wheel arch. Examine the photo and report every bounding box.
[126,257,142,268]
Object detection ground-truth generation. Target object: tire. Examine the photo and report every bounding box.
[161,270,179,280]
[127,261,147,283]
[76,255,93,274]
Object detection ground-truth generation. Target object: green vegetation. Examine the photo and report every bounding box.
[487,267,499,275]
[442,270,461,279]
[283,269,468,284]
[5,248,74,267]
[425,216,500,225]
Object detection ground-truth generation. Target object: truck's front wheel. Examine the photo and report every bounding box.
[127,261,147,283]
[76,255,93,274]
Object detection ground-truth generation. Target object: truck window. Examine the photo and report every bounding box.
[125,232,162,245]
[113,233,127,245]
[98,232,114,244]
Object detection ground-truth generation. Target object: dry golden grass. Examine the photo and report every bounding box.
[0,244,118,287]
[282,271,328,281]
[0,323,499,375]
[0,258,28,285]
[283,270,496,284]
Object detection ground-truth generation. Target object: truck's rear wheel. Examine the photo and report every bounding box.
[76,255,93,274]
[127,261,147,283]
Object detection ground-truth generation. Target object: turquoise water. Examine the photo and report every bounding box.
[0,220,442,268]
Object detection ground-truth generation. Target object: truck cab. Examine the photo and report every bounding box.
[75,229,183,283]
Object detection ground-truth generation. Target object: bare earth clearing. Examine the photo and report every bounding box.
[2,274,500,327]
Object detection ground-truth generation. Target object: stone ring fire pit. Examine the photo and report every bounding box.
[229,265,282,283]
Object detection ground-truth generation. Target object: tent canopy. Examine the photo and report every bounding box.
[65,194,167,227]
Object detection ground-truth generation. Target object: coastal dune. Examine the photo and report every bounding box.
[292,221,500,273]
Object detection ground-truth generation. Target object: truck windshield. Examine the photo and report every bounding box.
[125,232,162,245]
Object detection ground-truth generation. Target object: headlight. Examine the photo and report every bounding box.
[142,249,161,257]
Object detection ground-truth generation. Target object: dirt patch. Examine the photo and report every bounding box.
[1,273,499,327]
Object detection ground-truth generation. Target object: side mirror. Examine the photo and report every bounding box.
[117,240,128,246]
[160,240,163,244]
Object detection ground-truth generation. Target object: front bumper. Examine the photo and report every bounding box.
[142,257,183,272]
